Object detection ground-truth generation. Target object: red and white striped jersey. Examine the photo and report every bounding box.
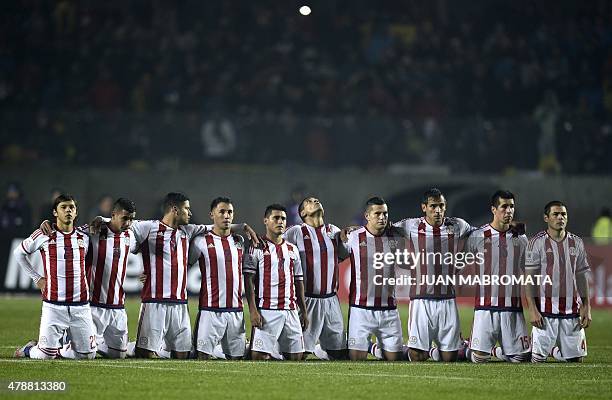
[189,232,244,311]
[393,217,473,299]
[346,226,402,309]
[284,223,346,297]
[86,225,136,308]
[244,238,303,310]
[525,231,590,317]
[466,224,528,311]
[132,220,208,303]
[19,226,90,305]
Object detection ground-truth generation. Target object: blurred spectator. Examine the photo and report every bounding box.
[38,187,63,225]
[592,207,612,245]
[0,182,31,230]
[201,113,237,161]
[286,185,306,226]
[534,91,561,174]
[89,194,114,221]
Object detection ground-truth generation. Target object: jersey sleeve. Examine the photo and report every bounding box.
[184,224,210,240]
[15,230,47,282]
[128,231,138,253]
[130,220,153,244]
[243,246,260,275]
[188,236,203,266]
[283,225,300,245]
[291,245,304,280]
[575,237,590,275]
[525,237,541,269]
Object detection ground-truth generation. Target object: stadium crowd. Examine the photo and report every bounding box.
[1,0,611,172]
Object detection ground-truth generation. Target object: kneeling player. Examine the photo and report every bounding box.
[244,204,308,361]
[525,201,591,363]
[191,197,246,360]
[345,197,403,361]
[465,191,531,362]
[14,194,96,360]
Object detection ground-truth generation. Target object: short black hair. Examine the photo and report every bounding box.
[421,188,444,205]
[365,196,386,211]
[113,198,136,214]
[491,190,515,207]
[298,197,318,222]
[162,192,189,213]
[53,194,77,211]
[210,197,232,211]
[544,200,567,216]
[264,204,287,218]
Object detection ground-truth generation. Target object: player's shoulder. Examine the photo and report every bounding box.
[285,224,303,234]
[469,224,490,236]
[29,228,45,240]
[445,216,469,229]
[75,225,90,236]
[347,226,367,240]
[567,231,584,245]
[231,233,245,249]
[394,217,420,229]
[527,231,548,249]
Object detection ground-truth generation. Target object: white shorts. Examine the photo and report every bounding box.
[39,302,96,354]
[347,307,403,352]
[470,309,530,355]
[194,310,246,358]
[91,306,128,351]
[136,302,192,353]
[408,298,461,352]
[532,316,587,359]
[251,309,304,355]
[303,295,346,352]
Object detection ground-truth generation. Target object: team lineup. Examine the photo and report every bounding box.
[12,188,592,363]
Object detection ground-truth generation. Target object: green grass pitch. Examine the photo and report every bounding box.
[0,296,610,400]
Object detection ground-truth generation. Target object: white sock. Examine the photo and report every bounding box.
[126,341,136,357]
[551,346,566,362]
[156,347,171,359]
[314,344,330,360]
[212,345,227,360]
[59,343,77,359]
[29,345,58,360]
[429,347,441,361]
[370,342,383,360]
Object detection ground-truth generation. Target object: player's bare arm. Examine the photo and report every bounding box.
[576,271,592,329]
[244,274,262,328]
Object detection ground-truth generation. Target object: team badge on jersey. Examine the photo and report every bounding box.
[511,237,519,245]
[569,247,577,256]
[359,241,367,247]
[113,247,121,255]
[77,238,85,248]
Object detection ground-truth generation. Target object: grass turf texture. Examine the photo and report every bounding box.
[0,296,610,400]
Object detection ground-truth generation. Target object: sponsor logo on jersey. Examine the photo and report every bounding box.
[569,247,577,256]
[263,250,270,256]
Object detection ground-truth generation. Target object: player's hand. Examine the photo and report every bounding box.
[529,307,544,329]
[250,308,263,329]
[89,216,105,235]
[243,224,261,247]
[510,221,526,236]
[579,303,592,329]
[138,273,146,284]
[300,312,309,330]
[35,278,46,292]
[340,226,360,242]
[40,220,52,235]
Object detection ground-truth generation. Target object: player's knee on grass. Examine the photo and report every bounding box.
[440,350,458,362]
[470,350,490,363]
[327,349,349,360]
[284,352,304,361]
[567,356,583,363]
[408,348,429,362]
[75,351,96,360]
[135,347,155,359]
[383,351,403,361]
[251,351,271,361]
[171,351,190,359]
[531,353,547,363]
[348,349,368,361]
[197,351,211,360]
[106,348,126,359]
